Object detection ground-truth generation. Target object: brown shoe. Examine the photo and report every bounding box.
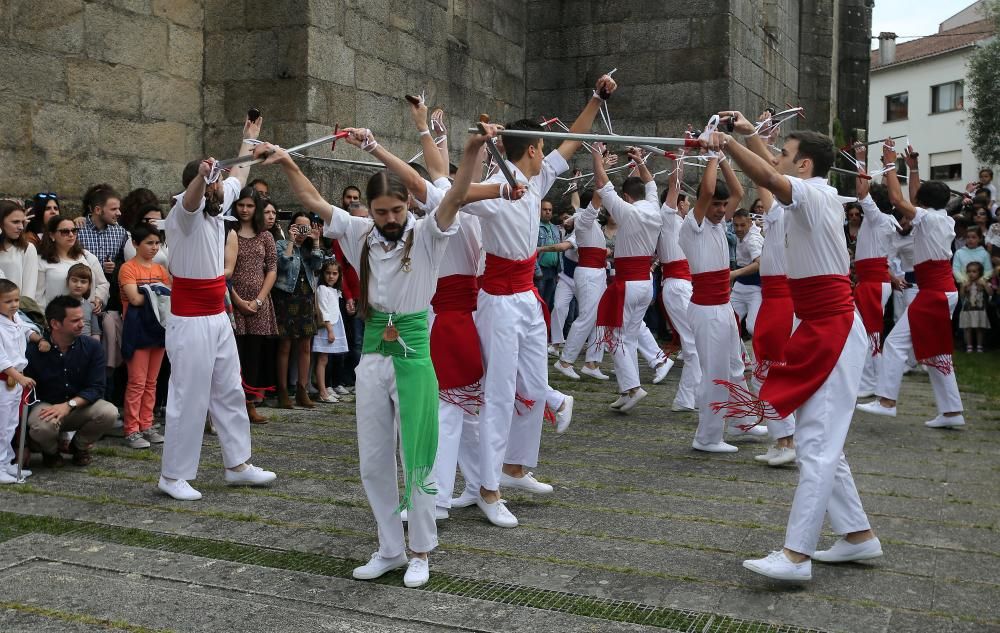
[246,401,268,425]
[295,384,315,409]
[277,387,295,409]
[69,441,92,467]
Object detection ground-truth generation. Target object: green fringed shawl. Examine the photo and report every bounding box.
[362,309,439,512]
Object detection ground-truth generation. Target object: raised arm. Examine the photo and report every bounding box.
[255,145,333,224]
[904,145,920,202]
[627,147,653,183]
[557,74,618,161]
[703,130,792,206]
[719,158,744,217]
[228,115,264,189]
[693,157,720,224]
[343,127,430,204]
[591,142,611,189]
[409,99,448,182]
[664,160,682,209]
[881,141,916,220]
[182,159,212,212]
[435,124,498,230]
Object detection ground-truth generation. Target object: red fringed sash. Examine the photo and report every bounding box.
[481,253,550,331]
[431,274,484,392]
[752,275,793,383]
[853,258,889,356]
[661,259,692,281]
[577,247,606,268]
[595,256,651,352]
[171,275,226,317]
[910,260,956,374]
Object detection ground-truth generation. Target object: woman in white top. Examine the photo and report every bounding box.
[36,216,110,309]
[0,201,37,298]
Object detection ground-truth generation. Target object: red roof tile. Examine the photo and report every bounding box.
[871,19,994,68]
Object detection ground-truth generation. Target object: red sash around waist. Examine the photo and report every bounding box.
[593,256,651,352]
[853,258,890,354]
[171,275,226,317]
[690,269,731,306]
[430,277,483,391]
[909,260,955,373]
[661,259,692,281]
[577,247,606,269]
[480,253,550,331]
[752,275,794,381]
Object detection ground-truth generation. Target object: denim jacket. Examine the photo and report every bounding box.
[275,240,324,292]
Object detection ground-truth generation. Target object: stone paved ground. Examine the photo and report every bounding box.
[1,359,998,633]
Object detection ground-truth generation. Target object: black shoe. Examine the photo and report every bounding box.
[42,452,64,468]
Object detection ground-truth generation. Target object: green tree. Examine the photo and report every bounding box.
[967,1,1000,166]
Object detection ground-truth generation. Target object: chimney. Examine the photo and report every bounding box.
[878,32,897,65]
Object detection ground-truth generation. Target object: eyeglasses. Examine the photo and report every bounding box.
[36,192,58,200]
[56,228,79,236]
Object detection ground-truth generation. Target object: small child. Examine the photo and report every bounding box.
[0,279,49,483]
[67,263,102,341]
[959,261,993,353]
[313,261,348,403]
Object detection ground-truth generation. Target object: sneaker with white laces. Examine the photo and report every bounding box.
[475,497,519,528]
[618,388,648,413]
[157,476,202,501]
[767,446,797,466]
[142,429,165,444]
[334,385,350,396]
[812,537,883,563]
[754,446,781,462]
[555,395,574,433]
[925,414,965,428]
[400,507,449,521]
[609,394,629,410]
[579,365,609,380]
[451,488,479,508]
[403,557,430,588]
[856,401,896,417]
[125,432,150,449]
[352,551,408,580]
[500,471,553,494]
[224,464,277,486]
[727,421,768,437]
[692,440,738,453]
[652,358,674,384]
[743,550,811,581]
[553,360,580,380]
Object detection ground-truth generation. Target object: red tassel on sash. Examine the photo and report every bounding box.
[594,256,651,352]
[431,274,484,391]
[853,258,889,356]
[171,275,227,317]
[577,247,606,269]
[752,275,793,383]
[481,254,550,331]
[910,260,956,374]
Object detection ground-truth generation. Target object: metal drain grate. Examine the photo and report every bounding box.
[2,512,830,633]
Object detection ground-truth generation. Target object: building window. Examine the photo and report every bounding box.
[885,92,908,121]
[929,150,963,181]
[931,81,964,113]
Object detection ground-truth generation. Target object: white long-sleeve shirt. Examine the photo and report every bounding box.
[759,203,788,276]
[887,231,915,277]
[598,181,661,258]
[855,194,900,261]
[679,213,729,274]
[166,194,227,279]
[0,244,38,300]
[911,207,956,264]
[324,206,458,313]
[36,251,110,309]
[735,223,764,267]
[656,205,687,264]
[573,204,606,249]
[0,312,29,373]
[781,176,851,279]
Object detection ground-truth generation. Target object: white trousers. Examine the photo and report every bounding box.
[0,383,23,466]
[561,267,607,365]
[752,364,796,441]
[612,280,654,392]
[858,282,892,393]
[689,302,747,445]
[550,274,575,345]
[475,291,547,491]
[638,324,668,369]
[662,278,701,409]
[355,354,437,556]
[730,282,762,334]
[892,286,919,367]
[433,400,482,508]
[785,313,871,555]
[878,292,963,414]
[162,312,251,480]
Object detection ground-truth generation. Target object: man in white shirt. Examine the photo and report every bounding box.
[729,209,764,335]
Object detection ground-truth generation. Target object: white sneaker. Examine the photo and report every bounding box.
[609,394,629,410]
[671,402,697,412]
[767,446,797,466]
[925,414,965,429]
[547,344,560,357]
[451,488,479,508]
[555,395,574,434]
[475,497,519,528]
[692,440,738,453]
[125,432,150,449]
[553,360,580,380]
[142,429,165,444]
[727,421,768,437]
[334,385,350,396]
[618,388,648,413]
[754,446,781,462]
[500,471,553,494]
[2,464,31,478]
[743,550,811,581]
[403,557,430,588]
[856,401,896,417]
[856,389,875,399]
[813,537,882,563]
[157,477,202,501]
[652,358,674,384]
[0,470,15,484]
[224,464,277,486]
[352,551,408,580]
[400,507,449,521]
[579,365,609,380]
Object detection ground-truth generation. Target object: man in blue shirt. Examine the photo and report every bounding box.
[535,199,561,311]
[26,296,117,466]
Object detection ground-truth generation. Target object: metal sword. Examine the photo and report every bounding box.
[469,128,702,148]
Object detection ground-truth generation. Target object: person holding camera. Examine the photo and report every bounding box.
[273,212,324,408]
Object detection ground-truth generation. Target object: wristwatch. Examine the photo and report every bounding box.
[68,398,78,409]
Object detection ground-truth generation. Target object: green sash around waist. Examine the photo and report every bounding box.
[362,308,439,511]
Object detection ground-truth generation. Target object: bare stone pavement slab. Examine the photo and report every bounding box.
[1,360,998,633]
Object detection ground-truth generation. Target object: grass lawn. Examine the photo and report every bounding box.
[954,350,999,403]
